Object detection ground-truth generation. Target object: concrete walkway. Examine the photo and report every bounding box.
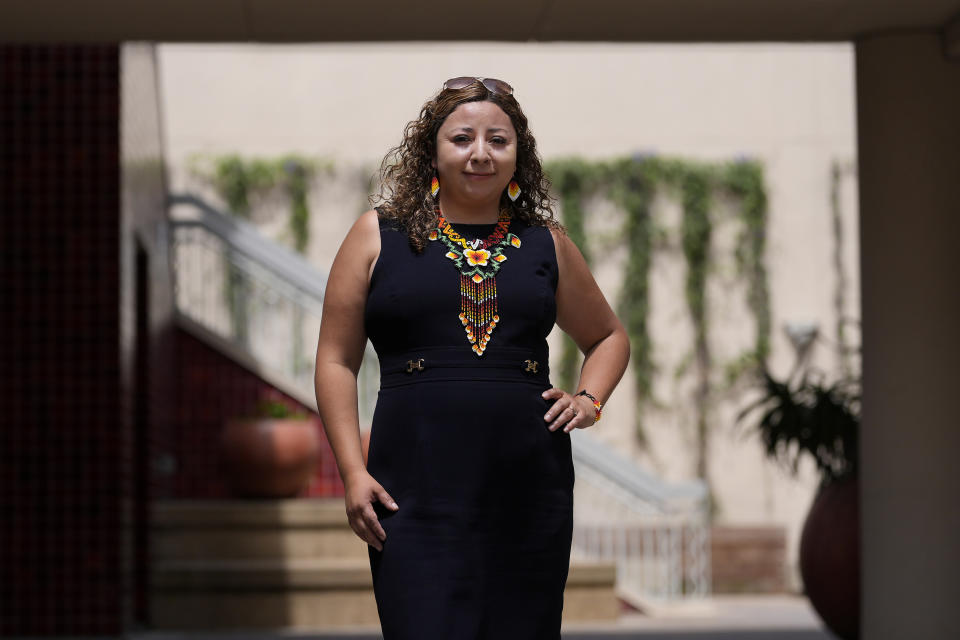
[135,595,837,640]
[561,595,837,638]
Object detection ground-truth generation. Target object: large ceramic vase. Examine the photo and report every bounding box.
[799,474,860,640]
[219,417,320,498]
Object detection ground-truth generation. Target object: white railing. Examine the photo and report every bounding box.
[167,193,381,424]
[570,433,710,602]
[166,193,710,602]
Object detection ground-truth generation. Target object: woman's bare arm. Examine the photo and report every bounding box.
[543,227,631,432]
[314,208,397,550]
[314,209,378,481]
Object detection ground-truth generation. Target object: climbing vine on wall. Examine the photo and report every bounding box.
[188,152,329,253]
[544,155,771,481]
[188,152,329,370]
[679,165,713,481]
[606,157,657,447]
[721,160,771,382]
[547,159,598,400]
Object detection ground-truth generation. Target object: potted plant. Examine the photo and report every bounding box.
[219,398,320,498]
[737,366,860,640]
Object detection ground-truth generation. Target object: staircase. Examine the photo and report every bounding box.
[150,499,618,630]
[151,500,376,629]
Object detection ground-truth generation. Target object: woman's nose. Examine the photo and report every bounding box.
[469,140,492,163]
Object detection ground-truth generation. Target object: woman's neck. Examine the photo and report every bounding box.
[436,198,501,224]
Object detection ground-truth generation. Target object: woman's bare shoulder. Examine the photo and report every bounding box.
[547,225,572,270]
[352,209,382,286]
[328,209,381,281]
[547,225,568,244]
[355,208,381,236]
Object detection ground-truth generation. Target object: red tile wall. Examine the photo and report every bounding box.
[0,42,343,637]
[0,44,124,636]
[173,327,345,499]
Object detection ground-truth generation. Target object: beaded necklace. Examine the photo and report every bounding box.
[428,205,522,356]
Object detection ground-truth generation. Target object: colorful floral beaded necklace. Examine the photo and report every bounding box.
[428,205,522,356]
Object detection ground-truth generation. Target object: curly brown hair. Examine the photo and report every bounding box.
[371,80,564,253]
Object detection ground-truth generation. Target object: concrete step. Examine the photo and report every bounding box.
[152,499,366,561]
[151,557,378,629]
[153,499,349,529]
[151,557,618,629]
[154,558,374,590]
[150,499,619,629]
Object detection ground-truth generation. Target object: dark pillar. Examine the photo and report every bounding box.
[855,31,960,639]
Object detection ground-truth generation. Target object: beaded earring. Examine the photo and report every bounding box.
[431,174,440,198]
[506,179,521,202]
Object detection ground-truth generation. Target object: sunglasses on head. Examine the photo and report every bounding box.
[442,76,514,96]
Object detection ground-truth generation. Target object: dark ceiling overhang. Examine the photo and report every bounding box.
[1,0,959,43]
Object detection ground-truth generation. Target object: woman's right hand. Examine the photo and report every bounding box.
[343,469,399,552]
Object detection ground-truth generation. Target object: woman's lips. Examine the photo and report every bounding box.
[464,172,495,179]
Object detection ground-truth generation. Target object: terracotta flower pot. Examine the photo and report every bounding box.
[219,417,320,498]
[799,474,860,640]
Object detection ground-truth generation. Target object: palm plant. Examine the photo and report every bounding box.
[737,366,860,487]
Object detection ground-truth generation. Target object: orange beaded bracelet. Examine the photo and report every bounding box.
[575,390,603,423]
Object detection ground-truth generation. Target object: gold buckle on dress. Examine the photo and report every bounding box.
[405,358,425,373]
[523,359,539,373]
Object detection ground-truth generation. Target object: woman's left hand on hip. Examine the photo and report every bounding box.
[541,387,595,433]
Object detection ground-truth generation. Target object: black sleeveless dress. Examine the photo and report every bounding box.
[363,211,575,639]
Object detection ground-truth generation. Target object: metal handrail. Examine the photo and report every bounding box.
[571,429,707,509]
[168,193,327,299]
[166,193,381,424]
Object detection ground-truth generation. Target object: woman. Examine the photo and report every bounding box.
[314,77,630,639]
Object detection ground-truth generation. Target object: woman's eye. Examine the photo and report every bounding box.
[491,137,507,145]
[453,135,471,143]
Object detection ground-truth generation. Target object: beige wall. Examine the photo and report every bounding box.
[159,42,859,587]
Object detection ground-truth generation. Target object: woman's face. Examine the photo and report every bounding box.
[432,100,517,206]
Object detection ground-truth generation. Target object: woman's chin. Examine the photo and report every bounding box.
[461,182,509,201]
